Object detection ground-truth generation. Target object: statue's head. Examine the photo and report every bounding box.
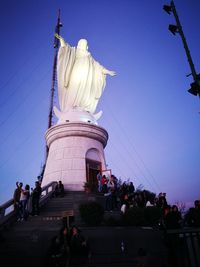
[77,39,88,51]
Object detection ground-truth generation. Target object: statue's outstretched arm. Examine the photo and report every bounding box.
[55,33,66,48]
[102,68,116,76]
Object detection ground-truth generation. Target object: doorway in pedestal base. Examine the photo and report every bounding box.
[86,159,101,192]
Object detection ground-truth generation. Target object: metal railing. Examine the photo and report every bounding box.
[0,181,57,228]
[166,227,200,267]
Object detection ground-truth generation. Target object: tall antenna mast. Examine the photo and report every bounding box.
[48,9,62,129]
[46,9,62,160]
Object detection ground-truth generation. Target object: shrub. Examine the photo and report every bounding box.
[79,201,104,226]
[122,207,145,226]
[122,207,161,226]
[184,207,200,227]
[144,207,162,226]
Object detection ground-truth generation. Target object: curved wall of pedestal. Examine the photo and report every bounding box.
[42,122,108,191]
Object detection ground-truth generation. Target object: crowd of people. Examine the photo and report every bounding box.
[13,180,42,221]
[13,179,65,222]
[12,172,200,230]
[97,173,159,211]
[9,174,200,267]
[96,173,200,229]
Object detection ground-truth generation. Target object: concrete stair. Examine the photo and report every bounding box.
[0,192,169,267]
[69,227,168,267]
[39,191,97,225]
[0,191,95,267]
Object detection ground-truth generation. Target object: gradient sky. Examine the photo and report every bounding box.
[0,0,199,208]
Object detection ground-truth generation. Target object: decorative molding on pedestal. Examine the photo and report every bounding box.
[42,122,108,191]
[46,122,108,148]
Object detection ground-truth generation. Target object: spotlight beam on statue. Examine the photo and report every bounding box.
[163,1,200,97]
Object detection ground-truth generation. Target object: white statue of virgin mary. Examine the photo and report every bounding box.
[54,34,115,124]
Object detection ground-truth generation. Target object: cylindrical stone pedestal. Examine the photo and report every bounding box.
[42,122,108,191]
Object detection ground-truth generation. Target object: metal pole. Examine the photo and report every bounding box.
[170,1,197,81]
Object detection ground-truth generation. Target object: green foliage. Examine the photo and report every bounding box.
[184,207,200,227]
[79,201,104,226]
[135,184,144,192]
[123,207,145,226]
[144,207,162,226]
[122,207,161,226]
[143,190,156,203]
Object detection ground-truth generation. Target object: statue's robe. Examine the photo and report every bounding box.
[57,42,106,114]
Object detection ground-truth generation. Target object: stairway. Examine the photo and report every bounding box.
[0,192,169,267]
[40,191,94,225]
[0,191,95,267]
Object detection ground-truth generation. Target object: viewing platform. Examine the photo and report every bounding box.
[0,182,199,267]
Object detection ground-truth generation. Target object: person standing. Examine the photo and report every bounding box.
[31,181,42,216]
[96,172,102,192]
[69,226,90,264]
[13,182,23,221]
[55,181,65,197]
[19,184,30,221]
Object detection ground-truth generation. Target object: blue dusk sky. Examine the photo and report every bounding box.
[0,0,199,207]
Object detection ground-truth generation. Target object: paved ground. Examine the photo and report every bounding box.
[0,192,169,267]
[75,226,169,267]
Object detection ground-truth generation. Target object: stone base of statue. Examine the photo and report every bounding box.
[42,122,108,191]
[53,106,103,125]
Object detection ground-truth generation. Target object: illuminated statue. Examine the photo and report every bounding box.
[54,34,115,124]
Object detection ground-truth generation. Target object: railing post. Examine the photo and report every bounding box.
[0,181,57,227]
[0,207,5,219]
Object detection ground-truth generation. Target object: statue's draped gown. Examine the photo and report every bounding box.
[57,42,106,114]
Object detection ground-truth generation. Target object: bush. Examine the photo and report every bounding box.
[122,207,161,226]
[144,207,162,226]
[122,207,145,226]
[79,201,104,226]
[184,207,200,227]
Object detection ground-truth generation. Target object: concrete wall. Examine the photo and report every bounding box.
[42,122,108,191]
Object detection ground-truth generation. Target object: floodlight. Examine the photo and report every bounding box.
[163,5,172,15]
[168,24,178,35]
[188,81,200,96]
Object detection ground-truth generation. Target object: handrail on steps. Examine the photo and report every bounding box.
[0,181,57,227]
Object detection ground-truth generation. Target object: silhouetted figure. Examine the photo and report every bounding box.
[13,182,23,221]
[101,175,108,194]
[135,247,163,267]
[164,205,182,229]
[104,187,115,211]
[120,194,129,214]
[185,200,200,227]
[157,192,168,209]
[97,172,102,192]
[31,181,42,216]
[58,226,70,266]
[55,181,65,197]
[128,182,135,194]
[47,236,63,267]
[69,226,90,264]
[19,184,30,221]
[136,247,147,267]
